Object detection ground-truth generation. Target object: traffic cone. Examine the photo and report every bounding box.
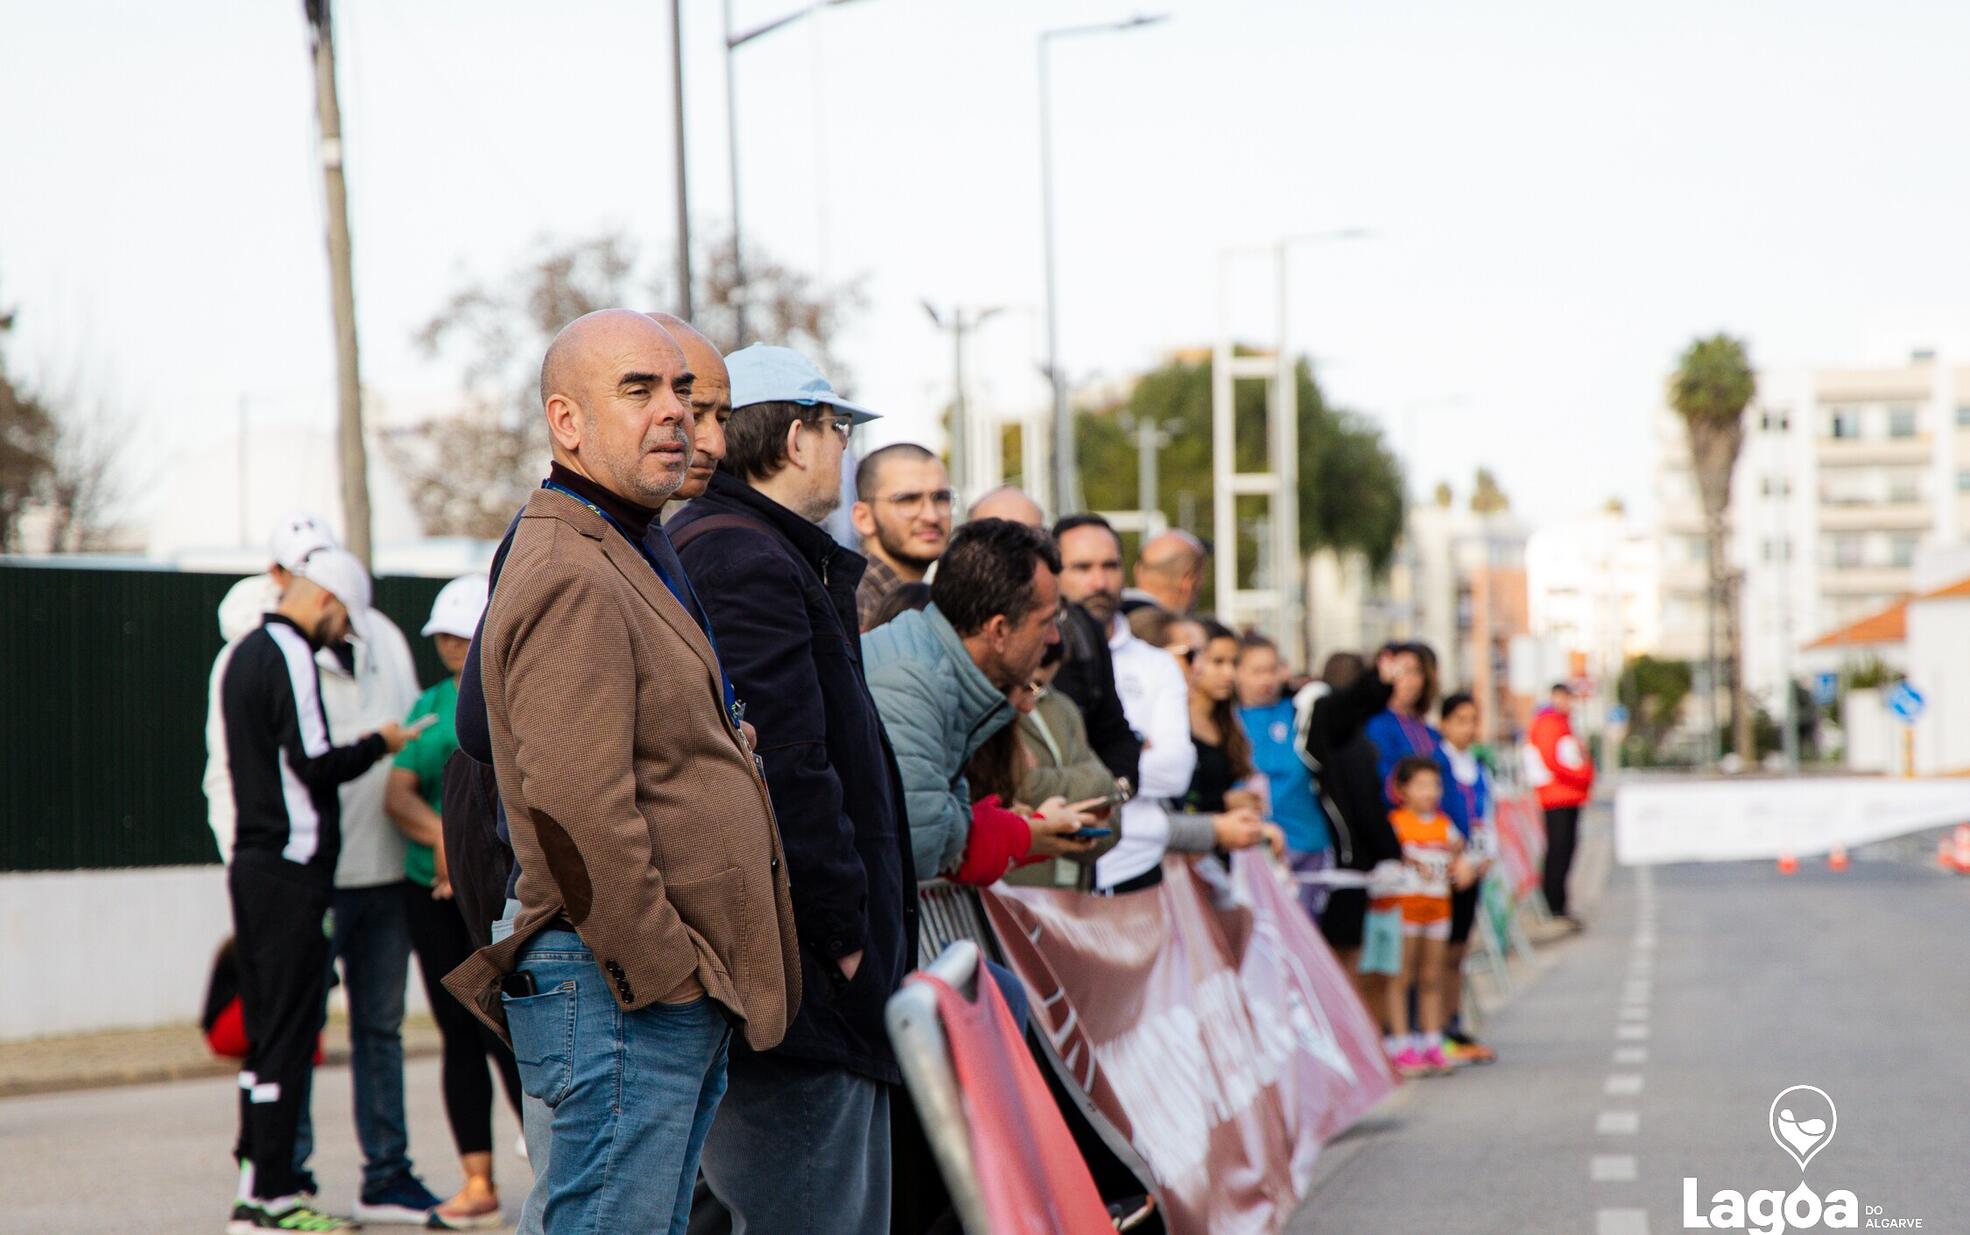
[1777,852,1798,875]
[1827,847,1849,872]
[1950,826,1970,874]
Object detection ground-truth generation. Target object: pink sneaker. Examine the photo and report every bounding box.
[1421,1045,1454,1075]
[1391,1047,1430,1078]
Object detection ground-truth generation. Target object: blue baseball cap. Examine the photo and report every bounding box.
[724,343,882,425]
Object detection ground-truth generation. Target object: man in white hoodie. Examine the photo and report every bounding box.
[202,514,437,1224]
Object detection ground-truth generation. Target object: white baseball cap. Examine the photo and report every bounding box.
[271,511,338,572]
[423,574,489,639]
[293,547,373,640]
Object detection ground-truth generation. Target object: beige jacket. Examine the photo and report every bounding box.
[443,488,800,1051]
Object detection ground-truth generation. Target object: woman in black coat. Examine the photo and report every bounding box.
[1301,648,1403,973]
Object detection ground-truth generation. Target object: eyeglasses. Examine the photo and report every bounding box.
[871,489,955,513]
[814,416,853,445]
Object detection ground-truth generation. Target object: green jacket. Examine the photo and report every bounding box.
[1005,689,1120,889]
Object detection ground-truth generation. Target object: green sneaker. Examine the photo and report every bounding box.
[235,1200,359,1231]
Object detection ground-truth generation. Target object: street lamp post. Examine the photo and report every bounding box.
[725,0,866,347]
[1039,13,1167,518]
[924,302,1003,503]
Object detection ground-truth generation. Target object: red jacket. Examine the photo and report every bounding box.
[1527,707,1594,809]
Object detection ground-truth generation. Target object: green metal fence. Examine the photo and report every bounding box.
[0,562,450,872]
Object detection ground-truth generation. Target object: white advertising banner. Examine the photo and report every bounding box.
[1615,777,1970,865]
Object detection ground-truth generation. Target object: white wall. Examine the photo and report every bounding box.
[0,866,429,1042]
[1841,688,1894,774]
[1906,595,1970,774]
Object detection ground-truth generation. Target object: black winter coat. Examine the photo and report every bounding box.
[1302,671,1401,872]
[1051,604,1142,787]
[669,471,918,1083]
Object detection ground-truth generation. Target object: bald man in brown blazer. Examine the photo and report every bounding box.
[444,308,797,1234]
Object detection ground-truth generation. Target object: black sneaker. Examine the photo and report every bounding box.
[355,1175,443,1226]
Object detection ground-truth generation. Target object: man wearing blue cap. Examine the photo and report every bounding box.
[669,344,916,1235]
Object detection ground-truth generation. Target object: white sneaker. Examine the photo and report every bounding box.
[515,1132,529,1163]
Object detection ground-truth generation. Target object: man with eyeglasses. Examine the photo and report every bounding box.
[668,343,918,1234]
[849,443,953,630]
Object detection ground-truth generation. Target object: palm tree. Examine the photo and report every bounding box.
[1669,334,1757,766]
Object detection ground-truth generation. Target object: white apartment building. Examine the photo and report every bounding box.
[1649,350,1969,712]
[1525,505,1661,688]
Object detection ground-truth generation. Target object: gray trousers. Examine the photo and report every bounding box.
[697,1053,892,1235]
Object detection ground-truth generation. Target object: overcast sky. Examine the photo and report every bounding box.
[6,0,1970,544]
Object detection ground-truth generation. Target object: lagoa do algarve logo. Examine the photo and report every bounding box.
[1682,1086,1921,1232]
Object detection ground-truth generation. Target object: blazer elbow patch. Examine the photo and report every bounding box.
[531,808,594,924]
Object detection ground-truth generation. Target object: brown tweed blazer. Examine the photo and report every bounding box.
[442,486,800,1051]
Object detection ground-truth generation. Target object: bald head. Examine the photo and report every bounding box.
[540,308,695,506]
[1135,529,1208,614]
[968,486,1045,529]
[646,312,730,500]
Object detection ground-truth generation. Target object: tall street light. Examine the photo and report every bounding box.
[924,302,1003,503]
[1039,13,1167,518]
[725,0,867,346]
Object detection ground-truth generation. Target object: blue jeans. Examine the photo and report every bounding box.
[331,882,417,1195]
[504,929,731,1235]
[700,1054,890,1234]
[494,902,552,1235]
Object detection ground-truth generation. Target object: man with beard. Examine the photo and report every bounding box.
[216,549,418,1232]
[850,443,951,630]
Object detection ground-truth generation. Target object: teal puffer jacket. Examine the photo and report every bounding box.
[860,604,1012,879]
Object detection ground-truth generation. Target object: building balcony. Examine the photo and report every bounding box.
[1816,501,1932,531]
[1816,436,1932,467]
[1819,565,1914,595]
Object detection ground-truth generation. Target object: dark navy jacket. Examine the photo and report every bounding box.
[669,470,918,1083]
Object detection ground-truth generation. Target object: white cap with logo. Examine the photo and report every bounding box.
[423,574,489,639]
[293,547,373,641]
[271,511,338,572]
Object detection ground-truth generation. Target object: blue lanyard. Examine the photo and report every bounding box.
[541,480,744,733]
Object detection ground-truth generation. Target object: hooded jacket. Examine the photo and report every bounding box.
[1527,705,1594,810]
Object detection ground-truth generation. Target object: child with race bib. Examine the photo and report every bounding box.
[1385,756,1463,1078]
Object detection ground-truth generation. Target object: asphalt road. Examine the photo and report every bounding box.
[5,839,1965,1234]
[1290,842,1970,1235]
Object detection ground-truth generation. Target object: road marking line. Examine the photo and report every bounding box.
[1623,983,1652,1002]
[1597,1110,1641,1134]
[1605,1073,1645,1096]
[1620,1005,1650,1021]
[1617,1024,1649,1041]
[1633,935,1655,950]
[1592,1154,1638,1182]
[1613,1046,1648,1065]
[1598,1207,1650,1234]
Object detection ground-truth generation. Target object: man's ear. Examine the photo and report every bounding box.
[784,417,809,472]
[984,612,1013,653]
[545,393,584,453]
[850,501,877,539]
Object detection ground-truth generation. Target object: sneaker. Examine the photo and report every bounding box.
[1391,1046,1431,1079]
[355,1176,443,1226]
[514,1132,529,1163]
[232,1200,358,1231]
[1446,1037,1497,1066]
[1420,1044,1455,1075]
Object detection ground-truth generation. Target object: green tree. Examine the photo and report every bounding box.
[1075,353,1404,598]
[1617,655,1693,764]
[1669,333,1756,765]
[1470,467,1510,513]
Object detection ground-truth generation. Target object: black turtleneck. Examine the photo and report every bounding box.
[548,461,659,540]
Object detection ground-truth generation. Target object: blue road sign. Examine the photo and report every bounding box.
[1607,704,1630,726]
[1887,681,1926,725]
[1814,672,1839,707]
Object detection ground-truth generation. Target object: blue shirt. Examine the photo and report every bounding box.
[1237,699,1331,854]
[1365,708,1443,809]
[1438,744,1490,840]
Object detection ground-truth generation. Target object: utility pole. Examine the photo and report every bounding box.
[671,0,694,319]
[1121,412,1171,517]
[923,302,1001,502]
[304,0,371,567]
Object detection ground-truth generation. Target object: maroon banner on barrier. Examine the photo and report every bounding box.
[983,853,1396,1235]
[1494,793,1547,898]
